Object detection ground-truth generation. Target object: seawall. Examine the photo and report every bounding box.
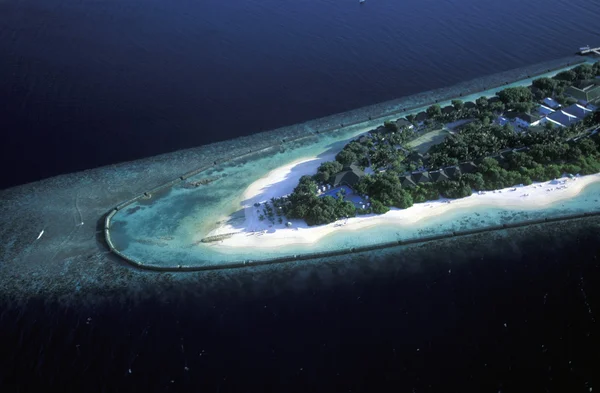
[106,211,600,272]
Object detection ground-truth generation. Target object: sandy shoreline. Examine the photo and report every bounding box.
[204,155,600,250]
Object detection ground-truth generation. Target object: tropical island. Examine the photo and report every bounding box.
[100,58,600,269]
[245,61,600,228]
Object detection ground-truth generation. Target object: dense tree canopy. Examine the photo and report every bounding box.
[384,120,399,132]
[452,99,464,111]
[282,62,600,226]
[532,77,557,96]
[315,161,343,184]
[286,131,600,225]
[496,87,533,109]
[554,70,577,82]
[476,96,488,109]
[593,61,600,76]
[428,122,517,167]
[335,150,357,167]
[573,63,595,80]
[426,104,442,118]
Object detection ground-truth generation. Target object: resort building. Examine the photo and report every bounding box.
[332,165,366,188]
[395,118,414,130]
[488,153,508,168]
[399,175,417,188]
[498,112,543,129]
[498,148,519,161]
[429,170,450,183]
[414,111,428,125]
[411,172,431,184]
[546,111,580,128]
[443,166,462,180]
[561,103,593,120]
[458,161,478,174]
[565,79,600,105]
[406,151,428,167]
[542,97,561,109]
[538,105,555,116]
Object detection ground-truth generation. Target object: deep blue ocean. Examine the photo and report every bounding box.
[1,1,599,392]
[1,0,600,189]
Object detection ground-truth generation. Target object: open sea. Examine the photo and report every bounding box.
[1,0,600,392]
[1,0,600,189]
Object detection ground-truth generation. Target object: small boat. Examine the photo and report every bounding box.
[359,0,365,3]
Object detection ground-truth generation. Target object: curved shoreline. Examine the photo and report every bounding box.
[108,210,600,272]
[104,56,597,270]
[211,173,600,250]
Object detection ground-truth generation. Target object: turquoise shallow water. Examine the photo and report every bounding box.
[107,59,600,268]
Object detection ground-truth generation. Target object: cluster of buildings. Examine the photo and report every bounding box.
[498,79,600,130]
[321,76,600,197]
[398,160,479,188]
[329,148,539,192]
[328,159,479,189]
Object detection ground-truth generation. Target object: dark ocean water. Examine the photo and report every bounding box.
[1,0,600,189]
[1,1,600,392]
[1,224,599,392]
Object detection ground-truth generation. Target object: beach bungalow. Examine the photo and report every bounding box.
[395,118,414,130]
[499,112,543,129]
[458,161,478,174]
[332,164,365,189]
[429,170,450,183]
[538,105,555,116]
[411,172,431,184]
[546,111,579,128]
[489,153,508,168]
[542,97,561,109]
[561,103,593,120]
[407,151,426,163]
[414,111,428,125]
[371,126,387,135]
[444,166,462,180]
[586,103,598,111]
[399,175,417,188]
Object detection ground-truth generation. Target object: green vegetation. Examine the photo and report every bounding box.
[383,120,399,132]
[282,176,356,226]
[497,86,533,108]
[277,61,600,226]
[315,161,343,184]
[285,122,600,226]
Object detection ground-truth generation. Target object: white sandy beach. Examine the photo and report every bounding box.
[204,155,600,250]
[204,153,336,237]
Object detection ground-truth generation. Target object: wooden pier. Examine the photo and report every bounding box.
[579,46,600,56]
